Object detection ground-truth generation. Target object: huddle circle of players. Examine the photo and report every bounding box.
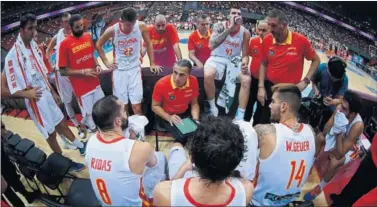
[3,5,365,207]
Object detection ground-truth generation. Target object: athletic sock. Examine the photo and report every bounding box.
[208,99,216,109]
[72,138,84,149]
[71,117,80,127]
[319,179,328,189]
[235,107,246,120]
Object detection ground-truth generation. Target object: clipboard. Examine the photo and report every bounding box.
[174,118,198,135]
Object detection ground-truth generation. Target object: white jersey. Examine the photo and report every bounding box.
[85,133,151,206]
[113,22,142,70]
[211,22,245,58]
[54,28,68,69]
[252,123,315,206]
[344,114,363,162]
[171,177,246,206]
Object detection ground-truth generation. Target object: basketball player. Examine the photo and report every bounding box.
[96,8,160,115]
[204,6,251,120]
[251,84,317,206]
[59,14,105,133]
[304,90,364,201]
[142,14,182,69]
[46,12,85,140]
[244,20,270,124]
[85,95,158,206]
[188,14,212,68]
[3,13,86,171]
[153,115,254,206]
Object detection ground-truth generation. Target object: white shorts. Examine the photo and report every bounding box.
[204,56,241,80]
[77,86,105,116]
[25,90,64,139]
[168,146,195,179]
[55,71,74,104]
[142,151,167,198]
[112,67,143,105]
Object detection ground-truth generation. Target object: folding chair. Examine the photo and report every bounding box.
[154,114,173,151]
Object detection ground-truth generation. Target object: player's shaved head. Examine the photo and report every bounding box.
[154,15,167,34]
[256,19,269,38]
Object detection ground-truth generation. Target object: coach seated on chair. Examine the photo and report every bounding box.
[152,59,200,143]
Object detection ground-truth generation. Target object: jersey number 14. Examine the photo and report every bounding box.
[286,160,306,190]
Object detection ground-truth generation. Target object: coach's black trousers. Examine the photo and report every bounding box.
[244,78,273,126]
[158,111,191,144]
[330,150,377,206]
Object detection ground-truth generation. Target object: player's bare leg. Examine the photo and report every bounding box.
[204,67,218,116]
[315,132,325,157]
[46,131,63,154]
[131,103,142,115]
[235,73,251,120]
[55,119,86,156]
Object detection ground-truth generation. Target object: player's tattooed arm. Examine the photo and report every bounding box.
[254,124,276,148]
[209,22,230,50]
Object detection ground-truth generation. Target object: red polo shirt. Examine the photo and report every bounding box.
[188,29,212,65]
[261,31,316,84]
[152,75,199,115]
[372,133,377,167]
[249,36,263,78]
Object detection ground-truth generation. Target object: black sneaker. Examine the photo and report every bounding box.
[69,161,85,172]
[79,141,87,156]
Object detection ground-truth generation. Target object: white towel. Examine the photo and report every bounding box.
[123,115,149,141]
[217,56,241,114]
[54,28,65,69]
[4,34,52,95]
[324,110,349,151]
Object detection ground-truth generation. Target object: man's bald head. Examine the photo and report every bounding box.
[154,15,167,34]
[256,20,270,38]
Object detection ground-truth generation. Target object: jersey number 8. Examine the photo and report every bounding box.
[96,178,112,205]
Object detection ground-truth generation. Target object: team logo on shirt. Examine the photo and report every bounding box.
[169,95,175,100]
[264,192,300,205]
[253,48,258,54]
[197,43,203,48]
[269,50,275,56]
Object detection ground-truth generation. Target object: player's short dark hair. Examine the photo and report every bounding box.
[187,115,246,184]
[272,84,302,114]
[328,56,347,79]
[343,90,361,114]
[92,95,122,132]
[174,59,193,73]
[62,12,70,19]
[267,9,288,24]
[198,14,209,21]
[20,13,36,29]
[121,7,137,22]
[69,14,82,28]
[230,5,241,10]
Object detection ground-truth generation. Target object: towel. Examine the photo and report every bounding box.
[123,115,149,141]
[54,28,65,69]
[324,110,349,152]
[4,34,52,95]
[217,56,241,114]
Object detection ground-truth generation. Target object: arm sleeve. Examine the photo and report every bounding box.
[192,77,199,98]
[168,24,179,45]
[261,37,269,64]
[311,64,323,83]
[302,36,316,60]
[4,50,26,94]
[152,82,163,102]
[337,76,348,96]
[188,34,195,51]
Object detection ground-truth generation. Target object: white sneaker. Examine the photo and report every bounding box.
[63,141,78,150]
[209,107,219,117]
[76,126,86,139]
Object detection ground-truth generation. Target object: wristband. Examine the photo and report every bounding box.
[302,77,310,84]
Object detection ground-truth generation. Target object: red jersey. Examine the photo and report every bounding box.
[39,45,53,74]
[58,33,100,97]
[188,30,212,65]
[249,36,263,78]
[152,75,199,115]
[261,31,316,84]
[147,24,179,69]
[372,133,377,167]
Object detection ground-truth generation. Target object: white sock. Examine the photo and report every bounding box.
[59,134,68,143]
[72,138,84,149]
[208,99,216,109]
[235,107,246,120]
[319,179,327,189]
[86,114,96,131]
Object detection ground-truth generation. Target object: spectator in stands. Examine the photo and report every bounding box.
[153,115,254,206]
[330,132,377,206]
[305,90,364,201]
[142,15,182,70]
[152,59,200,143]
[188,14,212,69]
[257,9,320,124]
[244,20,270,124]
[311,56,349,131]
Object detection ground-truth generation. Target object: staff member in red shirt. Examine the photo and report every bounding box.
[142,15,182,70]
[59,14,105,133]
[257,9,320,124]
[188,14,212,69]
[152,59,199,142]
[244,20,270,124]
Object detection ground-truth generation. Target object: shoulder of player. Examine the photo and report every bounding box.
[153,181,172,205]
[348,121,364,137]
[237,178,254,199]
[292,31,310,43]
[188,30,198,39]
[254,124,276,138]
[156,75,171,86]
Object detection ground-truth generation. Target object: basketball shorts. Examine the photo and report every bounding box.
[142,151,167,198]
[55,71,74,104]
[204,56,241,80]
[168,146,195,179]
[77,86,105,116]
[25,90,64,139]
[112,66,143,105]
